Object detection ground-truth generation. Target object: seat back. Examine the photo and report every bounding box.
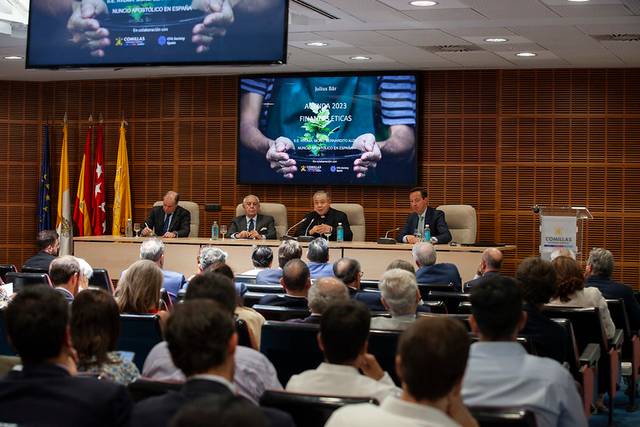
[89,268,114,295]
[0,265,17,283]
[606,299,631,339]
[469,406,537,427]
[331,203,365,241]
[127,379,182,403]
[236,318,253,348]
[236,202,288,238]
[253,304,310,321]
[435,204,477,244]
[550,318,581,378]
[417,282,457,299]
[0,309,16,356]
[246,284,283,294]
[260,390,377,427]
[426,291,471,314]
[153,200,199,237]
[425,300,447,314]
[6,272,53,292]
[542,306,609,353]
[117,314,163,370]
[367,329,401,384]
[20,266,48,274]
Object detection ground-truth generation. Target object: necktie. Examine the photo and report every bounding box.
[163,214,171,233]
[248,218,255,231]
[417,215,425,234]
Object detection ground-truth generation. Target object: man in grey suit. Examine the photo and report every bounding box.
[228,195,277,240]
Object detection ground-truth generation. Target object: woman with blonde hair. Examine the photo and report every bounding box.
[116,259,169,325]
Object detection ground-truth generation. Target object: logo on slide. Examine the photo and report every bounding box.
[158,36,167,46]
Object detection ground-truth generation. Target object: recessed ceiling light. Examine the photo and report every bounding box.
[3,55,23,60]
[409,1,438,6]
[306,42,328,47]
[516,52,537,57]
[350,55,371,61]
[484,37,508,43]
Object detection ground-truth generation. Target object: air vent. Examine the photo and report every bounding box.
[422,45,482,53]
[593,34,640,42]
[291,0,339,19]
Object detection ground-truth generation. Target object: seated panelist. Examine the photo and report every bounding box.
[141,191,191,238]
[294,191,353,241]
[228,195,276,240]
[397,187,451,244]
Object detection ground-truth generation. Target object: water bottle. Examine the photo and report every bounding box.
[336,223,344,242]
[211,221,219,240]
[125,218,133,237]
[423,224,431,242]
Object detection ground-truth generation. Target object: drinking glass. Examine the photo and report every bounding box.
[414,229,422,242]
[133,223,141,237]
[220,225,228,240]
[324,231,331,241]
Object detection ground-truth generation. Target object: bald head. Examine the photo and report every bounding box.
[482,248,503,273]
[308,277,349,314]
[162,191,179,215]
[333,258,361,288]
[281,259,311,295]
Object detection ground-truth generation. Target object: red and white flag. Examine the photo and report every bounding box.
[92,123,106,235]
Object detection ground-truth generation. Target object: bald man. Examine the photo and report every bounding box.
[142,191,191,238]
[463,248,503,292]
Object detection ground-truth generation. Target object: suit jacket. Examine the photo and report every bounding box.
[463,271,501,292]
[587,275,640,331]
[144,205,191,237]
[0,363,132,426]
[258,294,309,309]
[294,208,353,241]
[22,251,56,271]
[131,378,293,427]
[228,214,277,240]
[416,263,462,291]
[397,207,452,244]
[255,268,283,285]
[162,269,187,301]
[521,303,568,364]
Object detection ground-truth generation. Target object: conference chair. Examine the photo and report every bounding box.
[468,406,537,427]
[331,203,365,241]
[127,379,182,403]
[0,264,16,283]
[20,266,49,274]
[260,390,378,427]
[419,312,472,330]
[425,300,447,314]
[252,304,310,321]
[236,318,253,348]
[360,279,379,290]
[117,314,163,371]
[417,282,457,300]
[5,272,53,292]
[606,299,640,410]
[425,290,471,314]
[235,274,257,284]
[368,328,402,385]
[0,310,16,356]
[243,291,278,308]
[89,268,114,295]
[435,204,477,244]
[246,284,284,294]
[235,202,287,239]
[152,200,200,237]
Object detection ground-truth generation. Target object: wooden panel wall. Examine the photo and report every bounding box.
[1,69,638,285]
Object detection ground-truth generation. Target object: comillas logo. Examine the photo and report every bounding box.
[124,37,146,42]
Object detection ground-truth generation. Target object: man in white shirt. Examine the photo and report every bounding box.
[371,268,420,331]
[286,300,400,403]
[462,276,587,427]
[326,317,478,427]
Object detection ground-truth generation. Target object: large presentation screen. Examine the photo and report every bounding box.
[238,73,418,186]
[26,0,287,68]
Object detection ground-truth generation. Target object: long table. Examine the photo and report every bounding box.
[73,236,515,283]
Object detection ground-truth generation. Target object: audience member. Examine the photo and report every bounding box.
[196,246,229,273]
[462,276,587,427]
[0,286,132,426]
[516,257,568,364]
[141,190,190,238]
[413,242,462,290]
[386,259,415,274]
[550,247,576,261]
[585,247,640,331]
[116,259,169,325]
[169,394,266,427]
[22,229,59,270]
[71,288,140,385]
[256,240,302,285]
[371,269,420,331]
[49,255,85,302]
[130,238,187,301]
[142,271,282,404]
[333,257,363,296]
[242,246,274,276]
[289,277,349,324]
[132,299,293,427]
[463,248,503,292]
[326,317,477,427]
[228,194,277,240]
[286,300,400,402]
[259,259,310,308]
[306,238,335,279]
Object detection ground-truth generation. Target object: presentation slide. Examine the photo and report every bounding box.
[26,0,287,68]
[238,74,418,186]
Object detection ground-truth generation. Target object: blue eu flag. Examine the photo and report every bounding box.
[37,124,51,231]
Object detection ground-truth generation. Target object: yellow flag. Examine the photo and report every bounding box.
[56,119,73,255]
[112,121,132,236]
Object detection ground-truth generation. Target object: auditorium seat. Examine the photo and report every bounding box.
[246,284,283,294]
[153,200,199,237]
[331,203,365,241]
[253,304,310,321]
[468,406,537,427]
[236,202,287,238]
[20,266,49,274]
[236,274,257,284]
[425,290,471,314]
[89,268,114,295]
[0,264,17,283]
[435,204,477,244]
[243,291,278,307]
[0,310,16,356]
[117,314,163,371]
[127,378,182,403]
[260,390,377,427]
[5,272,53,292]
[417,282,457,299]
[236,318,253,348]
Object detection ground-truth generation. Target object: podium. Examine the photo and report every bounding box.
[536,206,592,261]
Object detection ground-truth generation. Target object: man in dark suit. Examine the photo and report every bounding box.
[413,242,462,291]
[397,187,452,244]
[0,286,132,426]
[22,229,59,271]
[586,248,640,331]
[259,259,310,309]
[333,258,363,297]
[132,299,293,427]
[294,190,353,241]
[463,248,503,292]
[228,194,277,240]
[142,190,191,238]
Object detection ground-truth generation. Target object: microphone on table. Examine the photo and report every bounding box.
[377,227,399,245]
[281,217,310,241]
[298,218,315,242]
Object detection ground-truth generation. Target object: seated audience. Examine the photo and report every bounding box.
[326,317,477,427]
[585,247,640,331]
[286,300,400,402]
[49,255,87,302]
[463,248,503,292]
[0,286,132,426]
[142,271,281,404]
[355,259,416,311]
[242,246,274,276]
[194,246,228,276]
[130,238,186,302]
[71,288,140,385]
[132,299,293,427]
[170,394,266,427]
[258,259,310,309]
[22,229,59,271]
[516,257,568,364]
[413,242,462,290]
[386,259,415,274]
[116,259,169,325]
[462,276,587,427]
[371,269,420,331]
[289,277,349,324]
[333,257,363,296]
[549,256,615,339]
[306,237,334,279]
[228,194,277,240]
[256,240,302,285]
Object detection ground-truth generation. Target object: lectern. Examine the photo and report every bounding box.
[536,206,592,261]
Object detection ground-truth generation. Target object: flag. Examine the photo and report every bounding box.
[112,120,132,236]
[37,124,51,232]
[56,118,73,255]
[73,124,93,236]
[92,123,106,235]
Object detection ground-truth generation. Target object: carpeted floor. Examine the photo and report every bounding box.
[589,381,640,427]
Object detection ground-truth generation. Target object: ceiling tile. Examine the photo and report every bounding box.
[379,29,470,46]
